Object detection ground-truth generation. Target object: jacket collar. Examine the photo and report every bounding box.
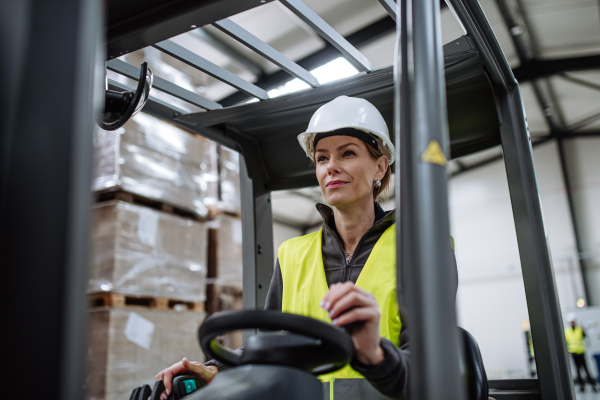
[316,203,394,233]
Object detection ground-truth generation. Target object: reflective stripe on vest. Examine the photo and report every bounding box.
[565,326,585,354]
[279,224,401,399]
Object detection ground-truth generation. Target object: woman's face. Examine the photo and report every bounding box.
[315,135,387,208]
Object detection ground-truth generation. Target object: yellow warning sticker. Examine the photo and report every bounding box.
[421,140,447,166]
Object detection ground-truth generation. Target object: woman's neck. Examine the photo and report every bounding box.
[333,197,376,254]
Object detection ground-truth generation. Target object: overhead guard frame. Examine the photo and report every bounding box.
[0,0,575,399]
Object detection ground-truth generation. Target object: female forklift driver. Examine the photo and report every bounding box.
[156,96,458,400]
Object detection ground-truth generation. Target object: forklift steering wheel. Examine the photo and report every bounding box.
[198,310,354,375]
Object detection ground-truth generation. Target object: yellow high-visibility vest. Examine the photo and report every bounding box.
[565,326,585,354]
[279,224,401,398]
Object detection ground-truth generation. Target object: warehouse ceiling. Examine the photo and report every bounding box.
[109,0,600,230]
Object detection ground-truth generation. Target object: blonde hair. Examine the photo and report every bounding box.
[365,143,391,202]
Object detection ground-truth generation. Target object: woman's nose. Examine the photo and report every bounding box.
[326,157,340,174]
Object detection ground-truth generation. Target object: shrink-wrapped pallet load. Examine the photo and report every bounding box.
[94,113,218,216]
[86,308,206,400]
[90,200,207,303]
[217,145,241,215]
[212,215,243,291]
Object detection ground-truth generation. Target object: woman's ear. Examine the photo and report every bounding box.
[375,156,388,181]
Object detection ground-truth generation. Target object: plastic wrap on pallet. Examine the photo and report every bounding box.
[90,200,207,302]
[86,308,206,400]
[212,215,243,290]
[216,287,243,350]
[93,113,219,216]
[217,146,241,215]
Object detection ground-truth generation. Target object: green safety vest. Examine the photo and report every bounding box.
[279,224,401,400]
[565,326,585,354]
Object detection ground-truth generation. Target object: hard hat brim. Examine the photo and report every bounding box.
[298,127,395,165]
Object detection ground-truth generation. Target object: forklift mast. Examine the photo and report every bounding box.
[0,0,574,399]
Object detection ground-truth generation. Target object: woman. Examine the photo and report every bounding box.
[155,96,457,400]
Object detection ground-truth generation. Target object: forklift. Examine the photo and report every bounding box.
[0,0,575,399]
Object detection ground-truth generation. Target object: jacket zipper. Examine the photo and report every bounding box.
[330,376,335,400]
[322,210,394,282]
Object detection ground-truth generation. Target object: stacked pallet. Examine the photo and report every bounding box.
[88,113,243,400]
[93,113,218,216]
[87,199,209,400]
[87,308,206,400]
[206,214,244,350]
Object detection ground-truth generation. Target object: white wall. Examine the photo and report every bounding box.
[449,140,594,378]
[563,137,600,306]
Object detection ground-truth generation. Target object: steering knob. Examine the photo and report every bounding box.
[97,62,152,131]
[198,310,354,375]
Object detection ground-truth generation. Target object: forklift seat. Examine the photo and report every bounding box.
[459,327,489,400]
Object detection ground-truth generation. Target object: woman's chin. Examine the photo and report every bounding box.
[324,195,353,208]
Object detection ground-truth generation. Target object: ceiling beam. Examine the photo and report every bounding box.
[559,72,600,92]
[513,55,600,83]
[496,0,566,132]
[569,110,600,132]
[153,39,270,99]
[450,136,553,178]
[191,27,265,77]
[212,18,319,87]
[280,0,373,73]
[559,130,600,138]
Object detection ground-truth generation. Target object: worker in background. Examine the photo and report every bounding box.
[565,313,598,392]
[154,96,459,400]
[522,320,536,378]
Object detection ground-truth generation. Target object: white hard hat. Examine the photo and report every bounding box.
[297,96,395,165]
[566,313,576,322]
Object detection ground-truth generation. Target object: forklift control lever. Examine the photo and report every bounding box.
[129,375,206,400]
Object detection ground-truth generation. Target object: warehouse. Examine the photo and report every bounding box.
[1,0,600,399]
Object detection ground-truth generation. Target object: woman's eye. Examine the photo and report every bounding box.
[343,151,356,157]
[317,156,327,163]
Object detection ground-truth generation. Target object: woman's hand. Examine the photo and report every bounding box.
[321,282,384,366]
[155,357,218,400]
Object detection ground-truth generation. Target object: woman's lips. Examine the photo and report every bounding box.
[326,180,348,188]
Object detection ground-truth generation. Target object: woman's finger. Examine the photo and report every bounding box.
[328,290,375,320]
[321,282,356,311]
[332,307,379,327]
[157,359,188,398]
[182,358,218,382]
[156,361,185,381]
[163,369,174,396]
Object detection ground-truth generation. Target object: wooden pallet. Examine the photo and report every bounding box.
[89,292,205,313]
[95,189,206,221]
[206,206,241,219]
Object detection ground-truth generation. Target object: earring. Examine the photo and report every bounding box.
[374,180,382,188]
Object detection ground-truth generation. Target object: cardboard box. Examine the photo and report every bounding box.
[94,113,218,216]
[86,308,206,400]
[90,201,207,302]
[217,146,241,215]
[212,215,243,291]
